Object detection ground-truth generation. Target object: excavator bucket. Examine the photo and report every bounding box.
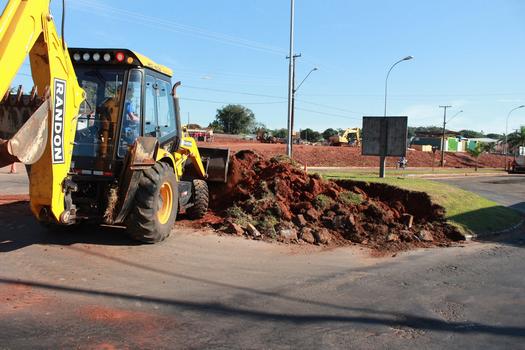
[0,87,49,168]
[198,147,230,183]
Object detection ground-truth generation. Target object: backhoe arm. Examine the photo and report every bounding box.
[0,0,84,223]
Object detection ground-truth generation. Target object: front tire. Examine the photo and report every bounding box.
[186,179,209,219]
[126,162,178,243]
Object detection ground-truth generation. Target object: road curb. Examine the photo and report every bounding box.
[471,218,525,241]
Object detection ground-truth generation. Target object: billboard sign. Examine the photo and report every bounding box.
[362,116,408,157]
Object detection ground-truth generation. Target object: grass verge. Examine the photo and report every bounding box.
[319,172,522,236]
[313,168,506,178]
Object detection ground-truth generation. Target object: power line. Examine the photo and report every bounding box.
[299,92,525,97]
[180,97,286,105]
[73,0,287,56]
[183,85,285,100]
[183,85,369,114]
[295,107,360,120]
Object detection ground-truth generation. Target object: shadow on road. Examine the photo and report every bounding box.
[0,201,140,252]
[447,204,525,248]
[509,202,525,214]
[0,276,524,338]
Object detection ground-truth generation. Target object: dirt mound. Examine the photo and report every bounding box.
[201,150,463,252]
[201,141,505,169]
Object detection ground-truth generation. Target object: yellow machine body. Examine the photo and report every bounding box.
[0,1,229,231]
[0,0,84,222]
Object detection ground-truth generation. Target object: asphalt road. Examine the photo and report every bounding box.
[435,174,525,213]
[0,174,524,349]
[0,164,28,195]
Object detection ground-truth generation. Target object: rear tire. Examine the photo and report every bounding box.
[186,179,209,219]
[126,162,178,243]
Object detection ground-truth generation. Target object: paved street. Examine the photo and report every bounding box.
[0,174,524,349]
[0,164,28,195]
[436,174,525,213]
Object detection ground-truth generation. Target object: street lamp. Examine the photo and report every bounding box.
[384,55,413,117]
[380,55,413,178]
[296,67,318,93]
[505,105,525,169]
[291,67,318,144]
[447,109,463,123]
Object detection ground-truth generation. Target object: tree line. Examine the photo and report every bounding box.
[207,104,518,145]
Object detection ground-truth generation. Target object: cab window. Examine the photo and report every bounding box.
[156,79,176,137]
[144,75,157,136]
[118,69,143,157]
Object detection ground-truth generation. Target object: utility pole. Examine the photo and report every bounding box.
[439,105,452,167]
[286,0,295,158]
[288,53,301,148]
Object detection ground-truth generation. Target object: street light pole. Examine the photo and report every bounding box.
[288,53,301,152]
[381,55,413,178]
[505,105,525,169]
[384,56,413,117]
[286,0,295,158]
[439,105,452,167]
[290,64,317,148]
[446,109,463,124]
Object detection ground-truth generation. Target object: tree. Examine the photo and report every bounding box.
[251,122,267,134]
[486,133,503,140]
[272,128,287,138]
[481,142,496,153]
[322,128,338,140]
[210,104,255,134]
[408,126,444,138]
[300,128,321,142]
[507,126,525,153]
[467,143,483,171]
[208,120,223,133]
[459,129,484,138]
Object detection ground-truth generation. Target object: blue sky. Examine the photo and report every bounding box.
[5,0,525,134]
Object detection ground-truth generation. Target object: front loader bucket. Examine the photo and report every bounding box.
[198,147,230,183]
[0,88,48,168]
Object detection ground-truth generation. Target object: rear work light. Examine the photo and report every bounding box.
[115,52,125,62]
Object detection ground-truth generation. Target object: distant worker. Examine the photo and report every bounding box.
[398,156,408,169]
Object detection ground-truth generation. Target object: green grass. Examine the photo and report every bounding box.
[319,172,522,236]
[313,167,505,178]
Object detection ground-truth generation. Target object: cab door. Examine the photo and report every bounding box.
[143,73,179,152]
[143,74,158,137]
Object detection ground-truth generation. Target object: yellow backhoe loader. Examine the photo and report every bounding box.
[329,128,361,147]
[0,0,229,243]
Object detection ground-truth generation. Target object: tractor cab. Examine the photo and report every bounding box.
[67,48,184,221]
[69,48,181,176]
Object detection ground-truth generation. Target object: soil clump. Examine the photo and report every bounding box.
[199,150,464,252]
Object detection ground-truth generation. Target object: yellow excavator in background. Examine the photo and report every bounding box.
[329,127,361,146]
[0,0,229,243]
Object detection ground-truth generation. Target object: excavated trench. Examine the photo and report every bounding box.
[199,150,465,252]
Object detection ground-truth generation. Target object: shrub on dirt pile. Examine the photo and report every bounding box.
[207,150,464,252]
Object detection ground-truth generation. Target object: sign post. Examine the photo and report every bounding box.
[362,116,408,178]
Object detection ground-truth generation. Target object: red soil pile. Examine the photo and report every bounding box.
[203,150,464,252]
